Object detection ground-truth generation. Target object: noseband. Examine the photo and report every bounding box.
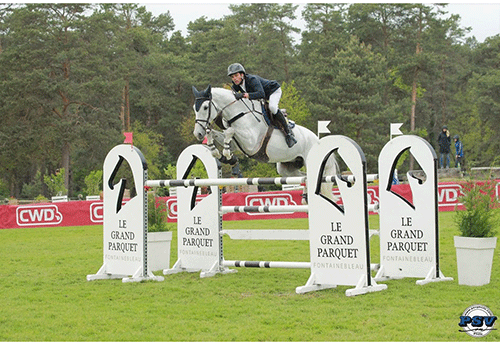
[194,96,238,133]
[194,96,214,133]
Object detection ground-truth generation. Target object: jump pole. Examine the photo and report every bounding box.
[163,136,386,296]
[147,174,379,188]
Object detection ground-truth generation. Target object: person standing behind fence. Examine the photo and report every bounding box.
[453,135,465,170]
[437,125,451,169]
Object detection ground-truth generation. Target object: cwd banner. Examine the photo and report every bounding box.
[0,200,106,229]
[1,181,498,229]
[160,181,499,222]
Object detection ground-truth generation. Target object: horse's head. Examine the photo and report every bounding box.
[192,85,213,141]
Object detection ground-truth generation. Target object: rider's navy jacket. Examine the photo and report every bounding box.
[232,74,280,100]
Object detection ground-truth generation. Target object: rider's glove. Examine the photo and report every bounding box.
[234,92,244,100]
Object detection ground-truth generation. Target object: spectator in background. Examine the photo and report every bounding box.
[453,135,465,170]
[437,125,451,169]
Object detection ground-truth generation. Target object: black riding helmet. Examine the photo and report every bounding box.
[227,63,245,76]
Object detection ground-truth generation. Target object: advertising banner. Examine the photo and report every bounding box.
[1,181,498,229]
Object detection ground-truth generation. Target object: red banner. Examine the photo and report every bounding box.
[1,181,498,229]
[0,200,104,229]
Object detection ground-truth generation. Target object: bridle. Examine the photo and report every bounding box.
[194,92,262,133]
[194,95,238,133]
[194,96,215,134]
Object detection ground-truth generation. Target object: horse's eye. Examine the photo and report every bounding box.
[203,105,209,111]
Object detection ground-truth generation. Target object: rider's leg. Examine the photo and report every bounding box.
[275,110,297,147]
[269,88,297,148]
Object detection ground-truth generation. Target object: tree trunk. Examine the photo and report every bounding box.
[120,79,131,132]
[441,60,447,124]
[62,141,71,194]
[409,8,423,171]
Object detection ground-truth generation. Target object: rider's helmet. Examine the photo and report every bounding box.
[227,63,246,76]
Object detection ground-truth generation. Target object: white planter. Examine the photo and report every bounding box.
[148,232,172,272]
[454,236,497,286]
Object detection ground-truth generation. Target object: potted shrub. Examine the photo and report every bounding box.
[147,191,172,272]
[454,179,498,286]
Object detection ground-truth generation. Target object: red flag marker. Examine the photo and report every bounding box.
[123,132,133,146]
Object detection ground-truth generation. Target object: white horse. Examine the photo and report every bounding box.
[192,85,337,201]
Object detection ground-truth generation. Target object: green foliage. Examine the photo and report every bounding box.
[43,168,68,197]
[172,160,209,180]
[131,121,164,180]
[280,81,312,129]
[238,158,280,191]
[391,68,426,98]
[35,194,49,203]
[84,170,102,196]
[163,164,176,180]
[147,192,170,232]
[1,3,500,199]
[454,180,498,237]
[21,171,44,199]
[0,179,9,199]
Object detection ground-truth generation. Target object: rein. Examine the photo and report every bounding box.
[195,94,262,131]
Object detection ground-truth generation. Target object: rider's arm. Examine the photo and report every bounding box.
[244,75,266,100]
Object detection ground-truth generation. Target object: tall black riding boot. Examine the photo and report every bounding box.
[274,110,297,148]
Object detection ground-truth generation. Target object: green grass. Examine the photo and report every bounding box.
[0,212,499,341]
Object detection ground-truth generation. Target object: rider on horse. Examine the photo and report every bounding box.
[227,63,297,148]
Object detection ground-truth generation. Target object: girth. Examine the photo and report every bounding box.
[213,109,274,163]
[233,125,274,163]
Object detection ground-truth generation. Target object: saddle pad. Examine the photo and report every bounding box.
[261,104,295,129]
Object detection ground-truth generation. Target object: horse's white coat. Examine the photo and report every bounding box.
[192,86,337,200]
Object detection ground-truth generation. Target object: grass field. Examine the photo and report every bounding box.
[1,212,499,341]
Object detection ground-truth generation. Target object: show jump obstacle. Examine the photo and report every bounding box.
[88,134,451,294]
[87,145,164,283]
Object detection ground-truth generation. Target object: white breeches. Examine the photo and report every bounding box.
[268,87,282,115]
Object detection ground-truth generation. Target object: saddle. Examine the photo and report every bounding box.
[211,100,295,163]
[261,101,295,131]
[212,100,294,132]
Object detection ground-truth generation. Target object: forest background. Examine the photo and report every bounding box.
[1,3,499,200]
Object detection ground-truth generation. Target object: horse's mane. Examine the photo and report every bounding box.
[212,86,259,106]
[211,87,233,97]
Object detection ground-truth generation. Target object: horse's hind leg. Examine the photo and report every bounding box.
[320,154,338,202]
[276,160,305,178]
[276,160,307,203]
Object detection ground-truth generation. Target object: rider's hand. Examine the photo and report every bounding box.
[234,92,244,100]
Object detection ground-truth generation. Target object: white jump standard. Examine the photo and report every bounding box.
[375,135,452,284]
[296,135,386,296]
[87,144,164,283]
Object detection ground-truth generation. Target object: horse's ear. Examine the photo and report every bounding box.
[192,86,200,97]
[206,85,212,98]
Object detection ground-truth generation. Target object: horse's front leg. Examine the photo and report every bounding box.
[206,129,221,159]
[222,127,235,160]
